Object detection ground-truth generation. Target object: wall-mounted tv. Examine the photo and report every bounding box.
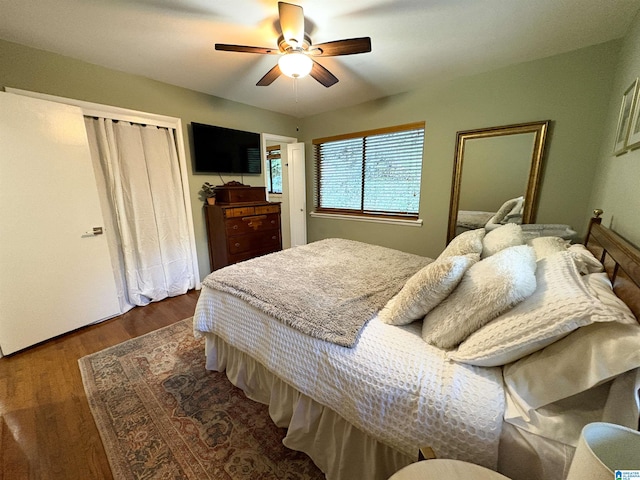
[192,122,261,174]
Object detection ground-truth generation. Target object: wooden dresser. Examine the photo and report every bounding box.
[204,185,282,271]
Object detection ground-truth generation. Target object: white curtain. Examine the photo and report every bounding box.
[84,117,195,311]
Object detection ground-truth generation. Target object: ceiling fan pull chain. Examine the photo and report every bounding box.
[293,77,301,117]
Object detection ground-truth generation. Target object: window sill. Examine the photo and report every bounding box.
[310,211,423,227]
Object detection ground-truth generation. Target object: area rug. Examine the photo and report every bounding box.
[79,318,325,479]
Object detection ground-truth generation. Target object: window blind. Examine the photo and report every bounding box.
[313,122,425,219]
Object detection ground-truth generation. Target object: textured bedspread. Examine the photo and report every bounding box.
[201,238,431,347]
[193,288,505,469]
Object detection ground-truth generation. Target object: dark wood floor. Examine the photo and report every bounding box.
[0,290,200,480]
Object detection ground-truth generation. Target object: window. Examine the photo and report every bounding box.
[313,122,425,219]
[266,145,282,194]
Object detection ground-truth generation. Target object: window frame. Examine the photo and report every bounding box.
[312,122,425,221]
[265,144,282,194]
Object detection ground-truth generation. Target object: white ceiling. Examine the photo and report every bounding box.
[1,0,639,118]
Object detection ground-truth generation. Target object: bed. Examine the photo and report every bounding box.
[193,211,640,480]
[456,196,578,240]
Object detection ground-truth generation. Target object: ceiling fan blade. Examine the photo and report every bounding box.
[311,37,372,57]
[257,64,282,86]
[309,60,338,88]
[215,44,278,55]
[278,2,305,46]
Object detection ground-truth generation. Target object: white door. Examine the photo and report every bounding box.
[286,142,307,247]
[0,93,120,355]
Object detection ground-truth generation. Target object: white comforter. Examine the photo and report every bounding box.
[194,288,505,469]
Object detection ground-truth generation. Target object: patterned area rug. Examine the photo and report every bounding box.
[79,318,325,479]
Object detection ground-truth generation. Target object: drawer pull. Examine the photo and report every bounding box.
[235,242,241,247]
[272,236,277,240]
[232,225,239,230]
[243,215,267,231]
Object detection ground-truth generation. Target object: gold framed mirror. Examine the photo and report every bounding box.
[447,120,550,243]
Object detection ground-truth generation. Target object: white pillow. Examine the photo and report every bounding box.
[506,196,524,217]
[481,223,524,258]
[438,228,485,259]
[527,236,569,260]
[378,255,477,326]
[489,197,521,224]
[422,245,537,349]
[449,251,631,367]
[583,272,637,324]
[498,196,525,225]
[503,213,523,224]
[504,321,640,410]
[568,244,604,275]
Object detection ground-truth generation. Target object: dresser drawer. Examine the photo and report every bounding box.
[254,204,280,215]
[225,213,280,236]
[227,230,281,255]
[224,206,256,218]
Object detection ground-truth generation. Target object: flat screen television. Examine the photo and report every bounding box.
[192,122,261,174]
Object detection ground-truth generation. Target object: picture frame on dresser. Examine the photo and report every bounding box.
[626,78,640,150]
[613,78,638,155]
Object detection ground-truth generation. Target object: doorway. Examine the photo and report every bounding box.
[261,134,307,249]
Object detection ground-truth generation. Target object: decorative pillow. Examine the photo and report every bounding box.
[568,244,604,275]
[481,223,524,258]
[378,254,477,326]
[582,273,637,324]
[489,197,522,225]
[422,245,537,349]
[527,236,569,261]
[438,228,485,259]
[505,196,525,218]
[503,213,523,224]
[449,251,631,367]
[504,321,640,410]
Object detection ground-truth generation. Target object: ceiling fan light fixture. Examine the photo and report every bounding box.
[216,2,371,87]
[278,52,313,79]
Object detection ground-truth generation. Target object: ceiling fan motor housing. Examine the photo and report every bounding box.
[278,34,312,53]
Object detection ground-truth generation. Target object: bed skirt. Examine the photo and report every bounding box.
[203,332,414,480]
[203,331,588,480]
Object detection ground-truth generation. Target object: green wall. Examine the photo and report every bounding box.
[300,41,620,258]
[0,39,298,279]
[589,10,640,248]
[0,33,631,271]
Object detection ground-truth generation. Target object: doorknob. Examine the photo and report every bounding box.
[83,227,104,236]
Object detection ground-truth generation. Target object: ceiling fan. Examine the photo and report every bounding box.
[215,2,371,88]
